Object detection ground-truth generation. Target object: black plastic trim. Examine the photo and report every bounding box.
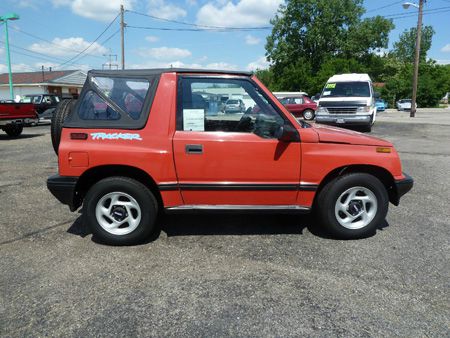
[165,205,311,214]
[47,175,79,211]
[394,173,414,203]
[158,183,318,191]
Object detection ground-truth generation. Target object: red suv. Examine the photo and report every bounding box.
[279,96,317,120]
[47,69,413,245]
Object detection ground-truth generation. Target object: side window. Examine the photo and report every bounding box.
[178,78,285,138]
[294,97,303,104]
[91,76,150,120]
[78,91,120,120]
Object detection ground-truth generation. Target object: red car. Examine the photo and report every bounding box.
[47,68,413,245]
[279,95,317,120]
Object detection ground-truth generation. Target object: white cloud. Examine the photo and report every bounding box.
[130,60,237,70]
[246,56,270,71]
[145,35,160,43]
[435,59,450,65]
[138,47,192,60]
[441,44,450,53]
[0,63,35,73]
[29,37,108,57]
[52,0,134,22]
[245,34,261,45]
[196,0,282,27]
[148,0,187,20]
[204,62,238,70]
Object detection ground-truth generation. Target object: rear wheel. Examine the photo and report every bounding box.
[302,109,315,120]
[3,124,23,137]
[84,177,158,245]
[51,99,77,154]
[316,173,388,239]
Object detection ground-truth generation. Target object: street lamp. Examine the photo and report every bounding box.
[0,13,20,100]
[402,1,423,118]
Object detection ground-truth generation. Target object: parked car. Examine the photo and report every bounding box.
[0,101,38,137]
[224,98,245,113]
[375,99,387,112]
[315,73,377,132]
[279,95,317,120]
[47,68,413,245]
[396,99,416,111]
[21,94,60,121]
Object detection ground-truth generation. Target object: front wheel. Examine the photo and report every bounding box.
[302,109,315,120]
[316,173,389,239]
[84,177,158,245]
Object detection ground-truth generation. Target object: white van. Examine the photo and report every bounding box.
[315,73,376,132]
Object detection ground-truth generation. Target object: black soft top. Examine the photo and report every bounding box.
[88,68,253,78]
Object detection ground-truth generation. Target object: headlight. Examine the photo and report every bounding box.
[317,106,328,114]
[356,106,370,113]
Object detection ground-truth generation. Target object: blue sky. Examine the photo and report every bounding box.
[0,0,449,74]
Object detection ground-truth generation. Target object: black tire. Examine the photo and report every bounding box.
[51,99,77,154]
[302,109,315,120]
[360,124,372,133]
[3,124,23,137]
[316,173,389,239]
[84,177,158,245]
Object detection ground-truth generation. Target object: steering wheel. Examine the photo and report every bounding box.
[234,113,253,132]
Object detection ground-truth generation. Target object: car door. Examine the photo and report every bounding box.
[172,76,301,206]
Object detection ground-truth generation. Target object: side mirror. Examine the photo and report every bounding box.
[275,123,300,142]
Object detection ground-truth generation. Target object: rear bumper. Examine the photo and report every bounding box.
[47,175,80,211]
[315,114,371,126]
[0,117,38,126]
[392,173,414,205]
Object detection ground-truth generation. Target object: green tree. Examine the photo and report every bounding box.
[391,26,434,63]
[266,0,394,74]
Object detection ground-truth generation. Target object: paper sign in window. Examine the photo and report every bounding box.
[183,109,204,131]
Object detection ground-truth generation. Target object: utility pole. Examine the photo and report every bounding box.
[102,53,118,70]
[410,0,424,118]
[0,13,20,100]
[120,5,125,70]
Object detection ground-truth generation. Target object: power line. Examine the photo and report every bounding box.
[365,0,405,13]
[126,9,272,30]
[9,26,105,60]
[57,29,121,68]
[127,25,271,32]
[382,5,450,17]
[54,13,120,69]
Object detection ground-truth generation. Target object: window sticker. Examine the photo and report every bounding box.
[323,91,331,96]
[183,109,205,131]
[326,83,336,89]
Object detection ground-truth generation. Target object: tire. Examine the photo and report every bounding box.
[83,177,158,245]
[316,173,389,239]
[51,99,77,154]
[3,124,23,137]
[302,109,315,120]
[360,124,372,133]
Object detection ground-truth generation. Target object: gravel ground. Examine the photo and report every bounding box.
[1,113,449,337]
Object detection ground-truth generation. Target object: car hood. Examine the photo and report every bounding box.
[313,124,392,146]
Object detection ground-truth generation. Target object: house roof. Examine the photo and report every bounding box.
[0,70,86,85]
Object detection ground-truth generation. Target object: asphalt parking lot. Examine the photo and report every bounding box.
[1,110,449,337]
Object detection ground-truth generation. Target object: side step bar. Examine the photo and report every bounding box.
[165,205,311,214]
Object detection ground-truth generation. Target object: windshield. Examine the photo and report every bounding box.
[322,82,371,98]
[22,95,42,103]
[227,100,238,104]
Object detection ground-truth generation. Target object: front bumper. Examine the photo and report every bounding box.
[392,173,414,205]
[315,114,371,126]
[47,175,80,211]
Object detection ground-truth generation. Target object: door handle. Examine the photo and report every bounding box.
[185,144,203,154]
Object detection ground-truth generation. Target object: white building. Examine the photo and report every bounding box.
[0,70,87,100]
